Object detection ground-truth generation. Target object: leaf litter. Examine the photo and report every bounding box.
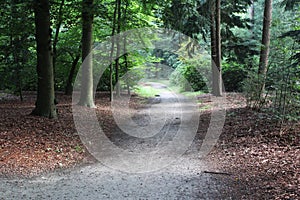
[0,92,299,199]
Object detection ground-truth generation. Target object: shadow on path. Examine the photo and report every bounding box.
[0,82,245,199]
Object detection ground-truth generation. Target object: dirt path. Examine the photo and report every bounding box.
[0,83,242,199]
[0,158,239,199]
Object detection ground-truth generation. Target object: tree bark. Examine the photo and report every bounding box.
[31,0,57,119]
[249,0,255,36]
[211,0,222,97]
[109,0,118,101]
[65,52,80,95]
[53,0,65,84]
[258,0,273,93]
[123,0,130,95]
[115,0,122,97]
[11,0,23,101]
[78,0,95,107]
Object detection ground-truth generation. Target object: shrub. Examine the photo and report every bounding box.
[170,64,208,92]
[222,62,247,92]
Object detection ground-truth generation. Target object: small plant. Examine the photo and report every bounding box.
[74,145,83,153]
[55,148,63,153]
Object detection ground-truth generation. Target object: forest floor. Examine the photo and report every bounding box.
[0,87,299,199]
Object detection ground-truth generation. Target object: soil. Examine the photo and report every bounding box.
[0,86,299,199]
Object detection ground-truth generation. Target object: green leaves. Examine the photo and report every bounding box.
[280,0,300,11]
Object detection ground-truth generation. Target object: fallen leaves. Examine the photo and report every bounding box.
[0,92,299,199]
[0,92,143,178]
[209,95,300,199]
[0,92,93,177]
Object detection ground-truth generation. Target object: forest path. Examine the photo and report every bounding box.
[0,82,240,199]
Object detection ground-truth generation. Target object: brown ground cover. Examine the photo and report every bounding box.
[0,92,299,199]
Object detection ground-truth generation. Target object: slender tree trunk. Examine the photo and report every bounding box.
[65,52,80,95]
[211,0,222,96]
[13,40,23,101]
[11,0,23,101]
[258,0,273,94]
[210,0,217,73]
[31,0,57,119]
[123,0,130,95]
[12,38,23,101]
[247,0,255,69]
[52,0,65,83]
[115,0,122,97]
[215,0,222,96]
[109,0,118,101]
[78,0,95,107]
[249,0,255,36]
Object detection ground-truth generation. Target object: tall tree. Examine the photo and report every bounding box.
[258,0,273,94]
[78,0,95,107]
[122,0,130,95]
[109,0,118,101]
[31,0,57,118]
[211,0,222,96]
[249,0,255,35]
[163,0,252,96]
[115,0,122,98]
[10,0,25,101]
[65,46,81,95]
[52,0,65,82]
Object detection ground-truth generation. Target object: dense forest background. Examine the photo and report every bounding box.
[0,0,299,119]
[0,1,299,198]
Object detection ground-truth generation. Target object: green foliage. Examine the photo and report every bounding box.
[74,144,84,153]
[243,46,300,120]
[0,1,36,96]
[183,64,208,92]
[280,0,300,11]
[97,68,111,91]
[243,71,266,109]
[133,85,161,97]
[241,0,300,121]
[170,64,208,92]
[0,0,298,123]
[163,0,253,63]
[169,65,188,92]
[244,69,300,121]
[222,62,247,92]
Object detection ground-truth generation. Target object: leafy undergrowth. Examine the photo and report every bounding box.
[208,94,300,199]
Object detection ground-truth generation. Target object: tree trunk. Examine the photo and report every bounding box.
[248,0,255,69]
[210,0,217,78]
[53,0,65,85]
[78,0,95,107]
[65,53,80,95]
[115,0,122,97]
[123,0,130,95]
[11,0,24,101]
[258,0,273,93]
[31,0,57,119]
[109,0,118,101]
[249,0,255,36]
[211,0,222,97]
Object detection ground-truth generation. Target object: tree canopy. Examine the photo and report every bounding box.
[0,0,298,118]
